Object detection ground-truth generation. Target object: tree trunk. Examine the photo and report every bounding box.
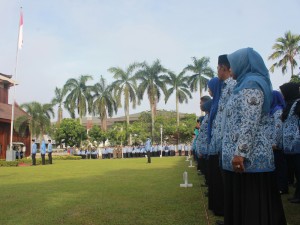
[176,92,179,151]
[102,112,107,131]
[125,99,130,144]
[57,107,63,124]
[199,78,203,115]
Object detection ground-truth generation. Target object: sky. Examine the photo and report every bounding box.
[0,0,299,120]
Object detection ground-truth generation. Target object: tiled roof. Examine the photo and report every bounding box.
[0,102,30,121]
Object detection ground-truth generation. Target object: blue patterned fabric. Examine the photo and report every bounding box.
[210,78,236,155]
[227,48,272,114]
[282,100,300,154]
[222,89,275,172]
[270,91,285,116]
[196,114,209,156]
[266,109,283,148]
[207,77,223,144]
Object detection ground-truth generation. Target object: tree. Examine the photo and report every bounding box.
[92,76,118,131]
[88,125,105,143]
[135,59,167,139]
[268,31,300,77]
[64,75,93,122]
[108,63,139,141]
[184,56,214,99]
[51,87,67,124]
[15,102,54,141]
[162,70,192,127]
[54,118,87,147]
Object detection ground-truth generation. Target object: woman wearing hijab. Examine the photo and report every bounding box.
[206,77,225,217]
[197,99,212,186]
[222,48,286,225]
[267,90,288,194]
[280,82,300,203]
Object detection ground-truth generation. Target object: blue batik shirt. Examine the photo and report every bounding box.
[222,89,275,173]
[197,114,209,156]
[210,78,236,155]
[266,109,283,148]
[282,100,300,154]
[48,143,53,153]
[41,141,46,154]
[32,143,37,154]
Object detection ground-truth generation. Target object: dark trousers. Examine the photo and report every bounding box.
[147,151,151,163]
[274,150,288,192]
[178,150,182,156]
[32,153,36,165]
[285,154,296,185]
[289,154,300,198]
[41,154,45,165]
[48,152,52,164]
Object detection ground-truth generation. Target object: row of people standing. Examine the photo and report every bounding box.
[31,139,53,165]
[194,49,291,225]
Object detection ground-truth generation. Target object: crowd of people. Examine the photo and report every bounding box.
[192,48,300,225]
[72,143,192,159]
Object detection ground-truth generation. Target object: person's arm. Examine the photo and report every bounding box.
[232,89,264,172]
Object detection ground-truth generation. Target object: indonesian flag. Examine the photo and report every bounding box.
[18,9,23,49]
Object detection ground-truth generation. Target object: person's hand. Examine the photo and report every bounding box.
[232,155,245,173]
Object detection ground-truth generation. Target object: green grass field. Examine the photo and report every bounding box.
[0,157,299,225]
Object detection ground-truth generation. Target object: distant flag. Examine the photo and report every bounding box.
[18,8,23,49]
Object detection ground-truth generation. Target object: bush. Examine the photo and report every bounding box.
[0,160,19,167]
[52,156,81,160]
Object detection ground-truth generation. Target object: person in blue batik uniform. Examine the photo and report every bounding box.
[210,55,236,224]
[31,139,37,166]
[280,82,300,203]
[145,138,152,163]
[206,76,225,218]
[48,140,53,164]
[267,91,288,194]
[222,48,286,225]
[41,140,46,165]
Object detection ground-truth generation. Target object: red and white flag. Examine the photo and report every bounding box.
[18,9,23,49]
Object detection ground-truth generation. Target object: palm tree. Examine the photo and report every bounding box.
[92,75,118,131]
[135,59,167,139]
[108,63,139,131]
[269,31,300,77]
[184,56,214,99]
[162,70,192,127]
[51,87,67,124]
[15,102,54,141]
[63,75,93,122]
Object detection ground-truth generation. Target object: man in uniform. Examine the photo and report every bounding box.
[31,139,37,166]
[41,140,46,165]
[48,140,53,164]
[145,138,152,163]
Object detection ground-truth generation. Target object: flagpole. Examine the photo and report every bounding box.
[9,7,23,153]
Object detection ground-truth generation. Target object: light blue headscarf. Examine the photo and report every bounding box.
[207,77,223,143]
[227,48,272,113]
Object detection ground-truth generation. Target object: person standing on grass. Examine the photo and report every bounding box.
[31,139,37,166]
[48,140,53,164]
[222,48,286,225]
[145,138,152,163]
[280,82,300,203]
[41,140,46,165]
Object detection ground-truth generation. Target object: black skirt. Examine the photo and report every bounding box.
[208,154,224,216]
[223,170,286,225]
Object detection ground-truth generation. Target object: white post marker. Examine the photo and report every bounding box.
[188,159,194,168]
[180,171,193,188]
[185,156,189,161]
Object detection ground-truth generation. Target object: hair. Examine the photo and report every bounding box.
[200,95,211,103]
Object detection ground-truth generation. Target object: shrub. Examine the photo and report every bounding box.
[0,160,19,167]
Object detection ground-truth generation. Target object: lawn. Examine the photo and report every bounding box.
[0,157,299,225]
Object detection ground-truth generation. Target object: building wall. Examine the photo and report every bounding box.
[0,83,9,104]
[0,122,31,159]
